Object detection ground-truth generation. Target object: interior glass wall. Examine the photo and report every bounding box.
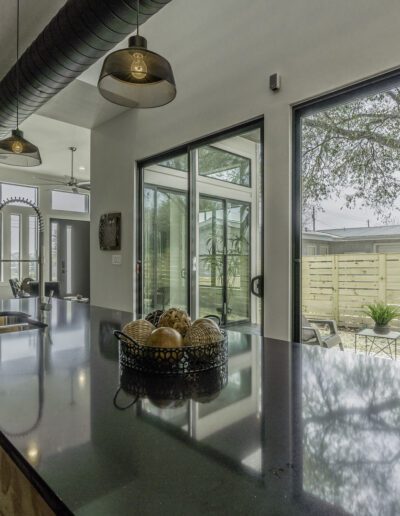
[139,121,263,331]
[142,154,189,314]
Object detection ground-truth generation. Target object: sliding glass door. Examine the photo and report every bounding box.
[138,120,263,331]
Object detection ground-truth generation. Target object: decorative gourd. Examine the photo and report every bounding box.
[145,309,164,327]
[191,318,219,329]
[122,319,154,346]
[146,327,183,348]
[158,308,191,337]
[184,322,222,346]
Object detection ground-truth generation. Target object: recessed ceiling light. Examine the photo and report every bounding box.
[79,166,85,171]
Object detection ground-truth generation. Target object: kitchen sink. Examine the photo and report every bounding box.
[0,312,47,334]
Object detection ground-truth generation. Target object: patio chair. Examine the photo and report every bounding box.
[9,279,20,298]
[302,315,344,351]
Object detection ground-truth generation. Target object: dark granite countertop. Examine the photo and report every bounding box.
[1,298,400,515]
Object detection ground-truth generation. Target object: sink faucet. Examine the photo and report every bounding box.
[0,197,47,310]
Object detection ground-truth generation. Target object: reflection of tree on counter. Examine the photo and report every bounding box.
[302,347,400,515]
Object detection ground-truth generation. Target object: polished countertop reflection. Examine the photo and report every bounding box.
[1,298,400,515]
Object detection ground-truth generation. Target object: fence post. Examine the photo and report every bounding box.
[332,255,339,324]
[378,254,387,303]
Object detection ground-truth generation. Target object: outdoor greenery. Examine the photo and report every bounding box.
[362,302,400,326]
[302,87,400,223]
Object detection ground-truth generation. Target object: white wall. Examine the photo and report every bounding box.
[90,0,400,339]
[0,167,90,299]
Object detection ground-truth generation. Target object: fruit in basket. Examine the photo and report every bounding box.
[145,309,164,327]
[147,327,183,348]
[122,319,155,346]
[184,323,223,346]
[192,317,219,329]
[158,308,191,337]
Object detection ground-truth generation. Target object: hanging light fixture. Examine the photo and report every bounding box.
[97,0,176,108]
[0,0,41,167]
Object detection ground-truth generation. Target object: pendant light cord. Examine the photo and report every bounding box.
[16,0,20,130]
[137,0,140,36]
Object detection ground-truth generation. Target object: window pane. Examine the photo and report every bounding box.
[51,222,58,282]
[199,197,225,318]
[28,216,38,280]
[1,183,38,206]
[226,201,250,322]
[143,186,188,313]
[198,145,251,186]
[158,155,189,172]
[10,214,20,279]
[51,191,89,213]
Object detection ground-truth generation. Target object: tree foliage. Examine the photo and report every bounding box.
[302,88,400,222]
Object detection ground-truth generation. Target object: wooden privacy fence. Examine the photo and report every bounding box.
[302,253,400,329]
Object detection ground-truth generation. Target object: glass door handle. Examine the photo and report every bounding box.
[251,275,263,298]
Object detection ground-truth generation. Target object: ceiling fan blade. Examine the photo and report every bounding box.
[41,183,69,188]
[77,184,91,191]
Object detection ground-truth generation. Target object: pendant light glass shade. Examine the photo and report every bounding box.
[98,35,176,108]
[0,129,41,167]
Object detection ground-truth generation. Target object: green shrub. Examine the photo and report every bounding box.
[362,302,400,326]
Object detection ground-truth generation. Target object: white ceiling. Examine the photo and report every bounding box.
[0,114,90,180]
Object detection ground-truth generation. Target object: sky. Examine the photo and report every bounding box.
[306,195,400,231]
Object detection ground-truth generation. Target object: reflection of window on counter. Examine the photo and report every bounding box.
[142,401,189,428]
[199,368,252,418]
[228,333,252,357]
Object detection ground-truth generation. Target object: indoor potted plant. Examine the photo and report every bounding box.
[362,302,400,335]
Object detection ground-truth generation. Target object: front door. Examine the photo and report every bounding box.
[50,219,90,298]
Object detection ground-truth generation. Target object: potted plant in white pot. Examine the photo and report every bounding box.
[362,302,400,335]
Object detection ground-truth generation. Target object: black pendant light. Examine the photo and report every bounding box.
[97,0,176,108]
[0,0,41,167]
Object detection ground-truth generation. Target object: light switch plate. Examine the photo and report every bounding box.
[112,254,122,265]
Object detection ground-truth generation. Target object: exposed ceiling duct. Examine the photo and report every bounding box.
[0,0,171,136]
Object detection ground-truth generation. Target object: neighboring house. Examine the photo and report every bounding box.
[303,225,400,255]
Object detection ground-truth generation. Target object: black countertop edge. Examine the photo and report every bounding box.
[0,431,73,516]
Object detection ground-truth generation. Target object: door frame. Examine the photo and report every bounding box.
[137,117,264,326]
[292,68,400,342]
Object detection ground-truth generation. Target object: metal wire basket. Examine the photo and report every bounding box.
[113,363,228,409]
[114,329,228,375]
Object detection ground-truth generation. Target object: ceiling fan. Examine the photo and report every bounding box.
[35,146,90,193]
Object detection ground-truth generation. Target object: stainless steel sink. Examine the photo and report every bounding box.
[0,312,47,334]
